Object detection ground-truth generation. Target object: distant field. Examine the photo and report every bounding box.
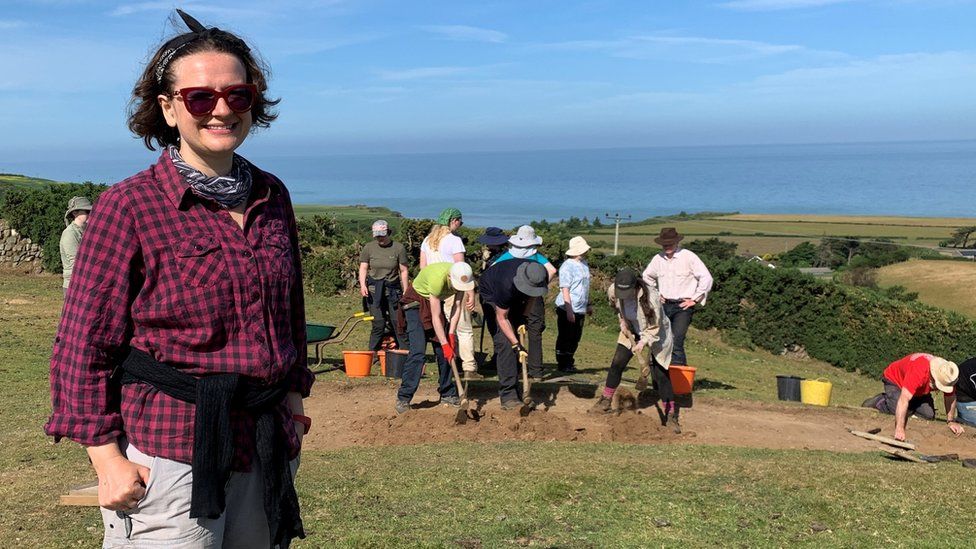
[293,204,403,221]
[877,259,976,318]
[588,213,976,255]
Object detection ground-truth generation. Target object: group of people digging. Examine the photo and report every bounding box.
[358,211,715,424]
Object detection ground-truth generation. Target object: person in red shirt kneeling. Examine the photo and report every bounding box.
[862,353,960,441]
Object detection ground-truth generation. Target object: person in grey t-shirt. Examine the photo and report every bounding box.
[358,219,410,350]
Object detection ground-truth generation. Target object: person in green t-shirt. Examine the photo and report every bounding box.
[395,262,476,414]
[358,220,410,350]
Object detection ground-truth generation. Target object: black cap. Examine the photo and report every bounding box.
[614,268,638,300]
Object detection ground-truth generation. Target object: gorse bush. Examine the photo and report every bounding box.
[0,182,107,273]
[694,261,976,378]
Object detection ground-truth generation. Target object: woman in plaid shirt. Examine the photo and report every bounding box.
[45,10,312,548]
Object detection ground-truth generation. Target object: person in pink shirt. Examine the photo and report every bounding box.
[641,227,713,366]
[862,353,960,441]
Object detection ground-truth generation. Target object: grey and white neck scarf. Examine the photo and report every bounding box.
[168,146,253,209]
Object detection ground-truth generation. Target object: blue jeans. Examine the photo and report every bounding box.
[396,307,458,403]
[957,400,976,427]
[663,301,694,366]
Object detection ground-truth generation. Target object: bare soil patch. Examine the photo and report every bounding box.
[304,381,976,457]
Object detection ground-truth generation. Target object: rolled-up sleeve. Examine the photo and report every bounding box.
[283,195,314,397]
[691,255,714,305]
[45,189,139,446]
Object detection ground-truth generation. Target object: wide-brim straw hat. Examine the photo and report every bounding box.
[654,227,684,246]
[565,236,591,256]
[930,356,959,393]
[510,225,543,247]
[514,262,549,297]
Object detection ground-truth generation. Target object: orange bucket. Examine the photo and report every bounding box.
[342,351,374,377]
[377,351,386,376]
[669,365,697,395]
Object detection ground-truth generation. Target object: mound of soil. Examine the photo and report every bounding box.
[303,381,976,457]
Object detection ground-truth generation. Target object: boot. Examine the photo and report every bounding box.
[590,395,611,414]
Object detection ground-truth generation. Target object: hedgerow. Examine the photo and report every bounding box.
[0,183,107,273]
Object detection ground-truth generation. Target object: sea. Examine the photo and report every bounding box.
[3,140,974,226]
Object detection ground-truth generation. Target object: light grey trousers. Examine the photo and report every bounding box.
[100,442,298,549]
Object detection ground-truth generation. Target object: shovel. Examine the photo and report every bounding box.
[626,333,651,392]
[517,324,534,415]
[446,352,473,424]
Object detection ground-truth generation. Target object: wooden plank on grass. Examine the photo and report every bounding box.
[882,449,928,463]
[849,430,916,450]
[59,482,99,506]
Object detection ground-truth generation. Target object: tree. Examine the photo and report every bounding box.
[947,226,976,248]
[684,238,738,262]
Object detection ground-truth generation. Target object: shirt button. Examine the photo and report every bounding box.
[242,250,253,258]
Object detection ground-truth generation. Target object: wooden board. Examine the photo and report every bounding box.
[882,449,928,464]
[849,430,917,450]
[59,481,99,507]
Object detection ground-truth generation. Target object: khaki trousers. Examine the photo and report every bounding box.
[100,441,298,549]
[444,293,476,371]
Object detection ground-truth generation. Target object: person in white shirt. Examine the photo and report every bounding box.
[641,228,713,366]
[419,208,478,378]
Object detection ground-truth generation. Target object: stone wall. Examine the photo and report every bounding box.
[0,219,44,274]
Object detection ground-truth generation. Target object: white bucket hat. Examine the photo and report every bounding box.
[930,356,959,393]
[565,236,591,256]
[509,225,542,247]
[449,262,475,291]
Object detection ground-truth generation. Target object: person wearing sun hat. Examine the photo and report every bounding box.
[554,236,592,373]
[480,256,549,408]
[395,261,476,414]
[641,227,713,367]
[488,225,557,379]
[861,353,961,441]
[59,196,93,291]
[358,219,410,351]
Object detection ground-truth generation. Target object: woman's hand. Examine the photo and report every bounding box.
[360,285,369,298]
[94,454,150,511]
[893,426,907,442]
[465,291,475,311]
[948,421,965,436]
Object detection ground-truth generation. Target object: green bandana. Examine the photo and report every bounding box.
[437,207,462,225]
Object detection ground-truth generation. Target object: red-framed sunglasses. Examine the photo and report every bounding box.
[172,84,258,117]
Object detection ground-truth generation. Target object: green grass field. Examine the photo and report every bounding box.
[587,213,976,255]
[4,270,974,547]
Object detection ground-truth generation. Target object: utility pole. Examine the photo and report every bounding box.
[605,212,631,256]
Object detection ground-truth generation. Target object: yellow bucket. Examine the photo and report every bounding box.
[800,378,832,406]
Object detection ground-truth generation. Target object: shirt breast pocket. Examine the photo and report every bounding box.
[174,235,227,288]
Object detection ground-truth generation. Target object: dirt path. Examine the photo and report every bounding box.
[303,380,976,456]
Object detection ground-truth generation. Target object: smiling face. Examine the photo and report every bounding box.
[158,51,252,175]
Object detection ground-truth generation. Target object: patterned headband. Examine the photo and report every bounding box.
[154,9,251,85]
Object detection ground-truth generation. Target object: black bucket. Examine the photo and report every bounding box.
[385,350,409,378]
[776,375,803,401]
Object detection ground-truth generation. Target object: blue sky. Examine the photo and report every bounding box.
[1,0,975,160]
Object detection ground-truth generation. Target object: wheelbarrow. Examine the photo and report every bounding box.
[307,312,375,367]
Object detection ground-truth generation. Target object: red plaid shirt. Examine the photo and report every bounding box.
[45,152,314,470]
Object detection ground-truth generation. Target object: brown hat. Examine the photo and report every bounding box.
[654,227,683,246]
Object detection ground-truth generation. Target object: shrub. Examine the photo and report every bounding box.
[694,260,976,378]
[0,182,107,272]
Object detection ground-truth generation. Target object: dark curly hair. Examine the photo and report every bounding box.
[127,27,279,150]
